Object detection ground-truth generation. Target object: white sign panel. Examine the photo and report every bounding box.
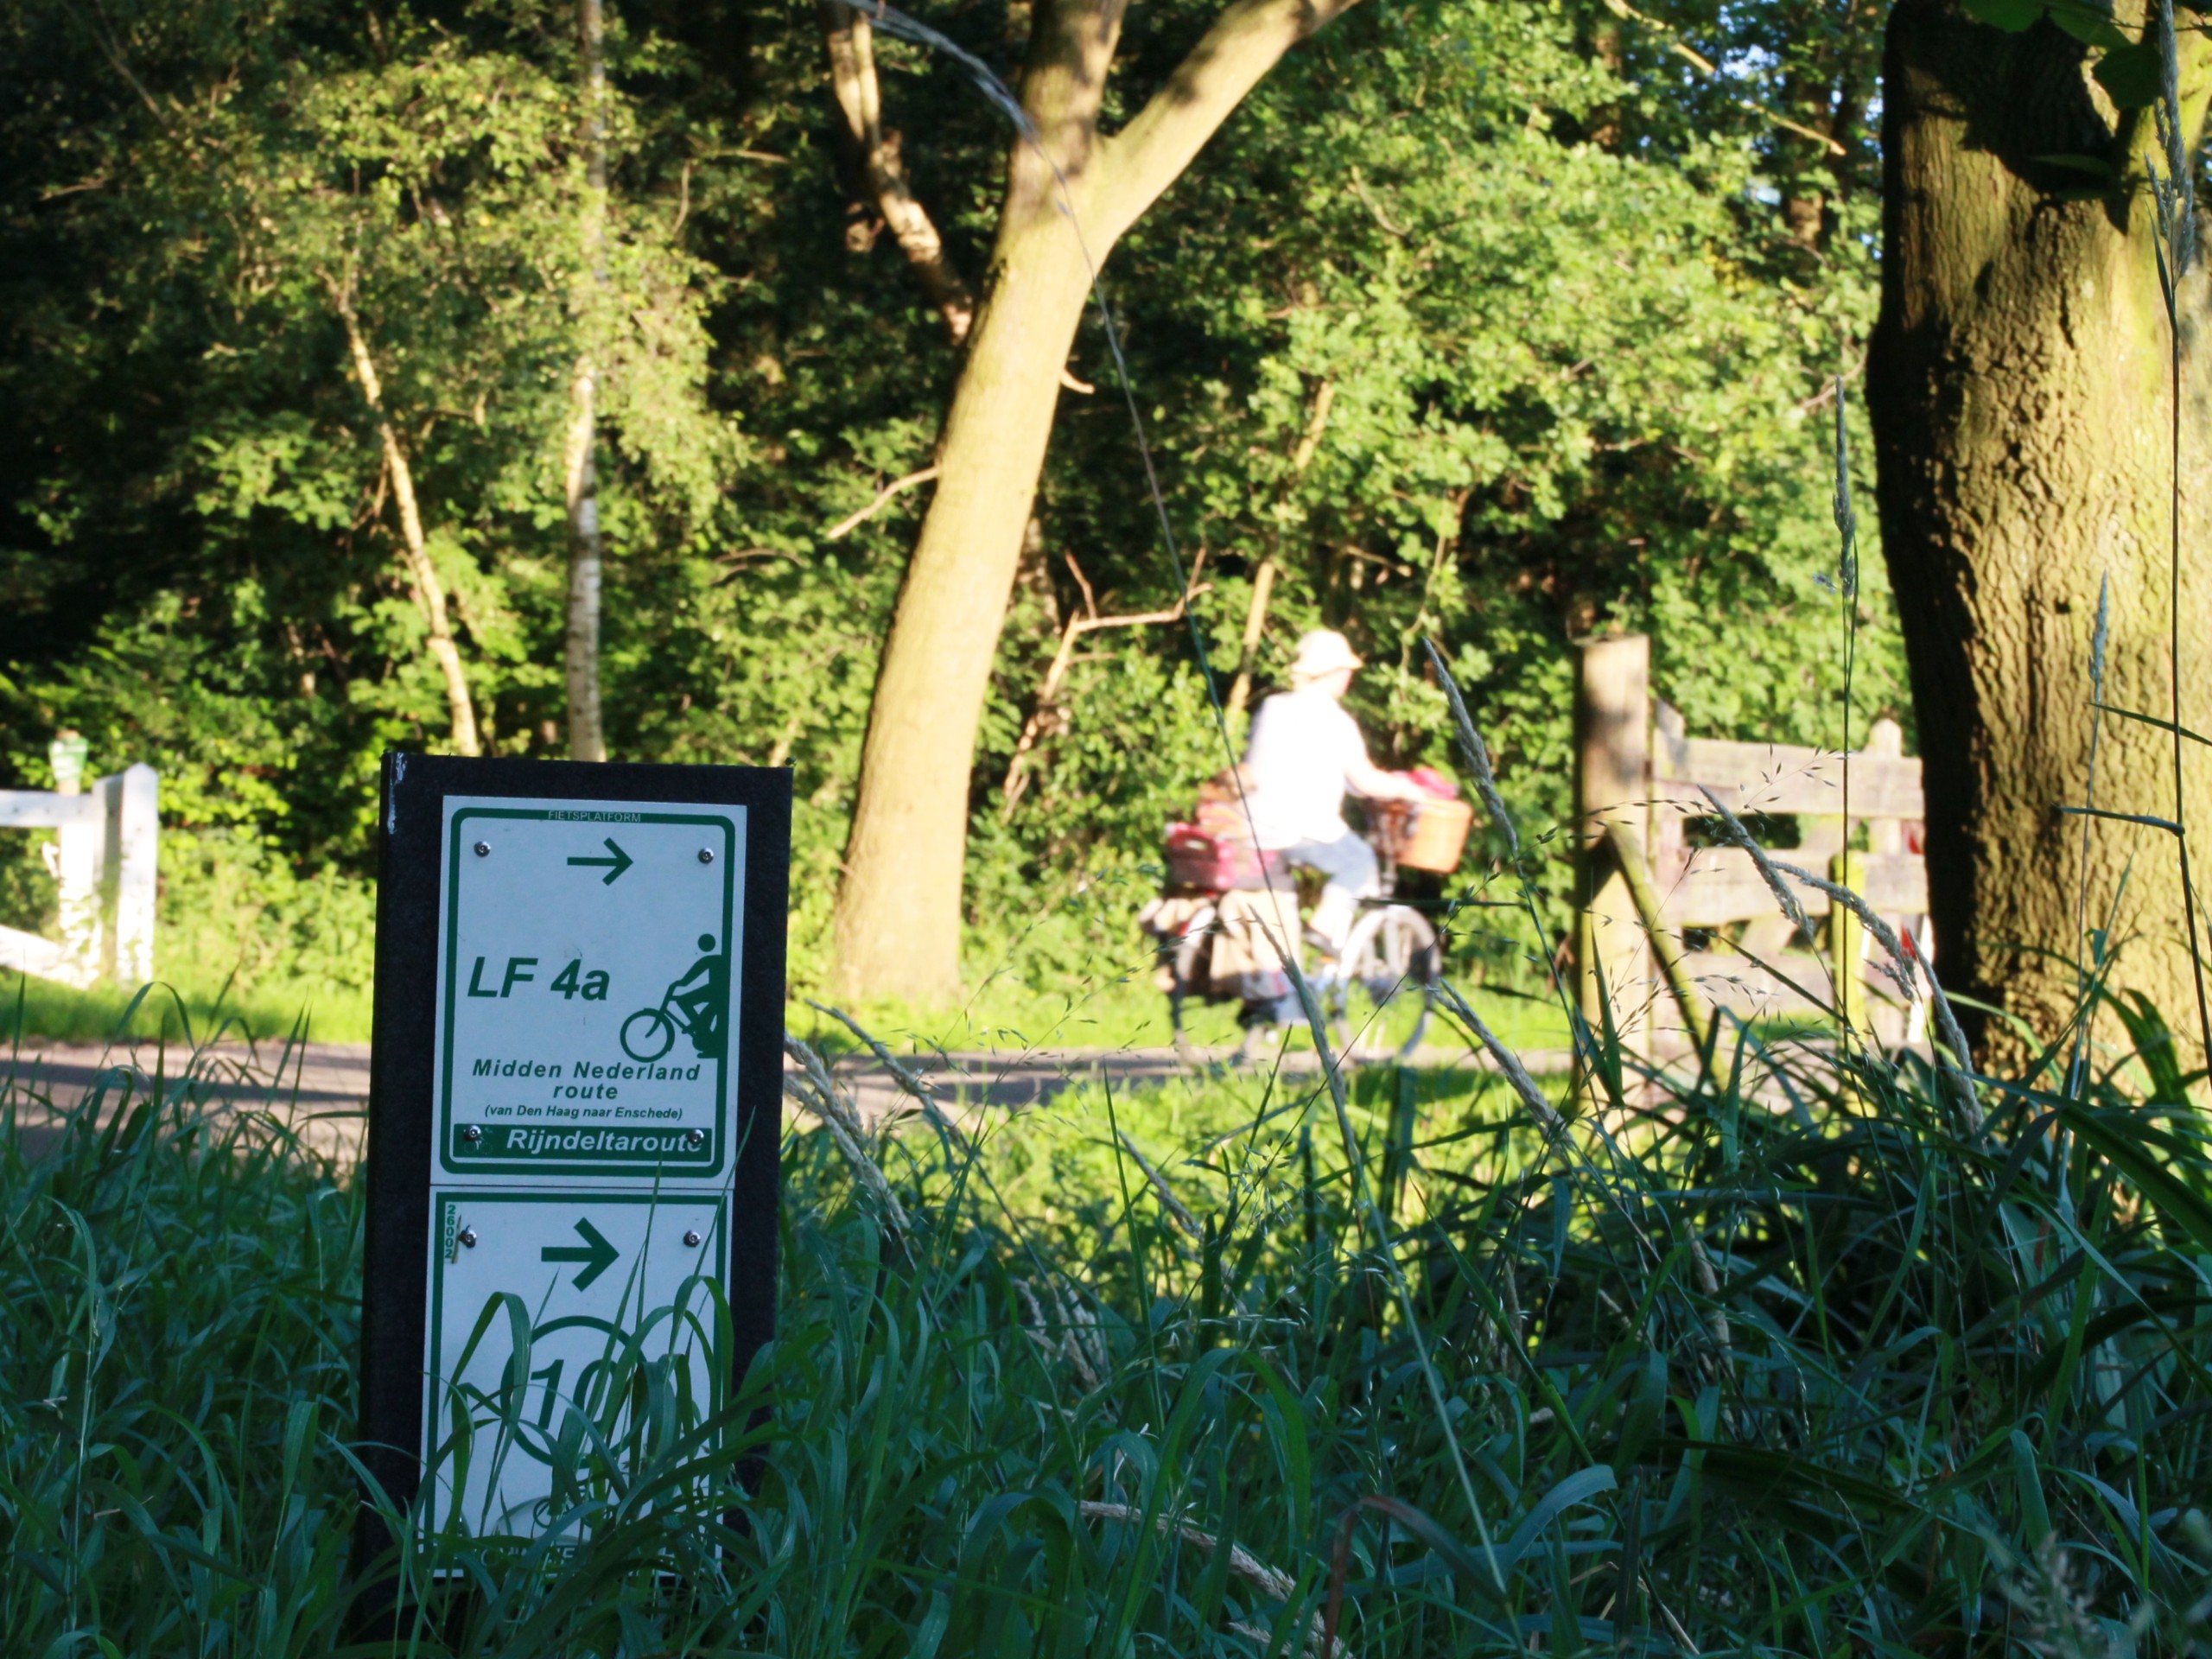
[434,796,744,1187]
[365,757,785,1564]
[423,1188,728,1535]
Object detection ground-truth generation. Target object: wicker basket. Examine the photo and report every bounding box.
[1389,798,1473,873]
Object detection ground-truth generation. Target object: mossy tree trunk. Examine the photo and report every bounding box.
[831,0,1363,1004]
[1869,0,2212,1052]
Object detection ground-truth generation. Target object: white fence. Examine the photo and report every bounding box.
[0,765,158,988]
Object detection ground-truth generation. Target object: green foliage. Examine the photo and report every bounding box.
[1020,0,1902,957]
[0,833,55,941]
[3,0,736,837]
[153,831,378,1024]
[2,0,1899,1014]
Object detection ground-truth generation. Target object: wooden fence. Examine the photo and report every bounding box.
[0,761,158,989]
[1573,634,1929,1051]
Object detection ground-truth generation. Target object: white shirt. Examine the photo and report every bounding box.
[1243,688,1371,849]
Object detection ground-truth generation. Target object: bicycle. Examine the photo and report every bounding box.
[1148,806,1448,1065]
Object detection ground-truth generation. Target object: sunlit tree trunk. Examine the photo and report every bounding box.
[564,0,610,762]
[329,281,480,757]
[832,0,1364,1003]
[1868,0,2212,1052]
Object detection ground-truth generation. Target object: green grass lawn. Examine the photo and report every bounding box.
[5,995,2207,1656]
[1,966,374,1048]
[6,942,1573,1060]
[791,918,1574,1063]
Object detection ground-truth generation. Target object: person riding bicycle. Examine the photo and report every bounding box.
[1241,630,1431,959]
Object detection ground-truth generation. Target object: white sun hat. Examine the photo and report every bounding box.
[1289,628,1364,682]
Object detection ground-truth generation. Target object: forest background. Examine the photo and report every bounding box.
[0,0,1898,1040]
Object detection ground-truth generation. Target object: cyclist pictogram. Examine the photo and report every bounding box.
[619,933,728,1063]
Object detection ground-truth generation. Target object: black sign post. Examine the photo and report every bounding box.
[358,754,788,1553]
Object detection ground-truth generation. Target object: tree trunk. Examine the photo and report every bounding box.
[329,282,480,756]
[1868,0,2212,1053]
[565,0,610,762]
[833,209,1097,1000]
[1224,556,1278,723]
[830,0,1364,1003]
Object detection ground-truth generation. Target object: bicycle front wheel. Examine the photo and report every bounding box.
[1333,906,1440,1062]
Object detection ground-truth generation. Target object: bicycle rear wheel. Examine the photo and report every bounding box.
[1162,901,1218,1063]
[620,1007,677,1064]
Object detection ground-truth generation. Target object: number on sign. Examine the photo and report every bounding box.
[548,959,611,1001]
[531,1358,565,1430]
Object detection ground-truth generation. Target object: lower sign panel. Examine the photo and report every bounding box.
[423,1188,729,1538]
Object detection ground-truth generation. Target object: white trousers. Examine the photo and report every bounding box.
[1278,831,1379,951]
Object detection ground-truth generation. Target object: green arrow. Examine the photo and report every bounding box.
[566,838,633,885]
[542,1218,620,1290]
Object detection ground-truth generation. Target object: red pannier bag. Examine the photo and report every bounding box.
[1164,824,1274,891]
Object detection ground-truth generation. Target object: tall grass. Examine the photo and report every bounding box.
[5,973,2209,1654]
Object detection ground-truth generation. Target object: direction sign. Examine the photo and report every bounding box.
[357,755,788,1559]
[435,796,742,1185]
[423,1188,728,1535]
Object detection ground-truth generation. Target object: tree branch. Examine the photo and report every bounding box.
[1094,0,1363,244]
[1597,0,1847,157]
[82,0,165,123]
[1009,0,1130,210]
[818,0,977,340]
[1001,551,1211,813]
[322,271,481,756]
[824,465,941,540]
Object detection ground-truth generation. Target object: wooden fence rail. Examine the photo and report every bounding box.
[1574,634,1929,1052]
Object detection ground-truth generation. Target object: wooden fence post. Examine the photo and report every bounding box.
[1825,721,1902,1043]
[54,767,102,988]
[0,759,158,990]
[112,765,158,985]
[1652,700,1688,888]
[1573,634,1654,1072]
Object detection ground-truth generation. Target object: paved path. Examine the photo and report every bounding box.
[4,1033,1587,1166]
[4,1039,374,1165]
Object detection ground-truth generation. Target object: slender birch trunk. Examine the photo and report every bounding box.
[564,0,610,761]
[328,281,480,756]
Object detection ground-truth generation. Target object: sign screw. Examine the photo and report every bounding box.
[458,1227,479,1249]
[683,1230,703,1247]
[697,847,715,864]
[685,1128,706,1148]
[474,840,491,857]
[461,1125,483,1143]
